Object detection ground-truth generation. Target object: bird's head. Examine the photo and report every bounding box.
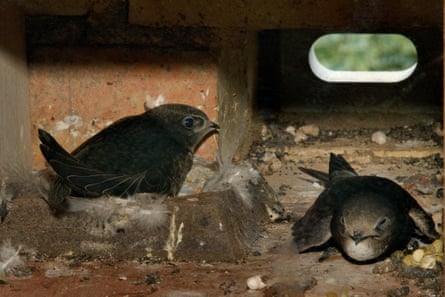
[150,104,219,152]
[331,193,407,262]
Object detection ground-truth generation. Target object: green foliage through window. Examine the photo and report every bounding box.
[313,34,417,71]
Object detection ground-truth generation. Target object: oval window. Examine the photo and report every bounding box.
[309,34,417,83]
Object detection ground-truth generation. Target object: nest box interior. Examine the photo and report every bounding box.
[0,1,443,295]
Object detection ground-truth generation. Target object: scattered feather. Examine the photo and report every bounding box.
[178,156,217,196]
[0,241,29,277]
[66,193,171,236]
[204,163,261,207]
[39,170,171,235]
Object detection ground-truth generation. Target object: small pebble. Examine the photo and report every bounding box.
[269,158,282,172]
[435,187,443,199]
[371,131,387,144]
[412,249,424,262]
[261,125,272,141]
[425,239,443,255]
[434,122,443,137]
[298,124,320,137]
[372,258,397,274]
[285,125,296,135]
[262,151,276,163]
[294,131,308,143]
[246,275,266,290]
[387,285,410,297]
[420,255,437,269]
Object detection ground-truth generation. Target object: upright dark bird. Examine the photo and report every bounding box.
[292,153,439,263]
[39,104,219,213]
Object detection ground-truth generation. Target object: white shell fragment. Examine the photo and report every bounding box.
[246,275,266,290]
[371,131,387,144]
[294,131,308,143]
[292,124,320,143]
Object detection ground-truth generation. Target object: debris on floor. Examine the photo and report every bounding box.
[0,113,443,296]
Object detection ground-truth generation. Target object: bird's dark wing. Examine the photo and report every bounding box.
[68,115,186,180]
[346,175,439,241]
[292,190,334,252]
[70,115,145,158]
[66,171,154,197]
[40,142,166,197]
[408,202,440,240]
[358,175,439,241]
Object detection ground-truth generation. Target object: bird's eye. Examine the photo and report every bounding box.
[338,216,346,234]
[183,116,195,128]
[375,217,389,232]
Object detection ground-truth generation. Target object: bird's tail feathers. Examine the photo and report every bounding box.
[39,143,93,176]
[39,136,152,198]
[38,129,101,186]
[298,153,358,186]
[38,129,70,157]
[298,167,330,186]
[328,153,358,181]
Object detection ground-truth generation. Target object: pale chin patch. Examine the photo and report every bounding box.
[342,239,381,262]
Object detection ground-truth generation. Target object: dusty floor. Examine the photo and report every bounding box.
[0,112,443,297]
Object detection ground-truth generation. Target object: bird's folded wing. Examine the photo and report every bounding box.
[67,170,150,197]
[408,206,440,240]
[40,142,154,197]
[292,191,333,252]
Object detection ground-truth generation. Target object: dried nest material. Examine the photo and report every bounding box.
[401,239,443,270]
[372,240,444,296]
[373,239,443,275]
[203,161,285,222]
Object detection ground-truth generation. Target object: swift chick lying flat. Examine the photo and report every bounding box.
[292,153,439,263]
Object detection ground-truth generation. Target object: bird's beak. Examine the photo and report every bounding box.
[209,121,219,131]
[351,231,364,245]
